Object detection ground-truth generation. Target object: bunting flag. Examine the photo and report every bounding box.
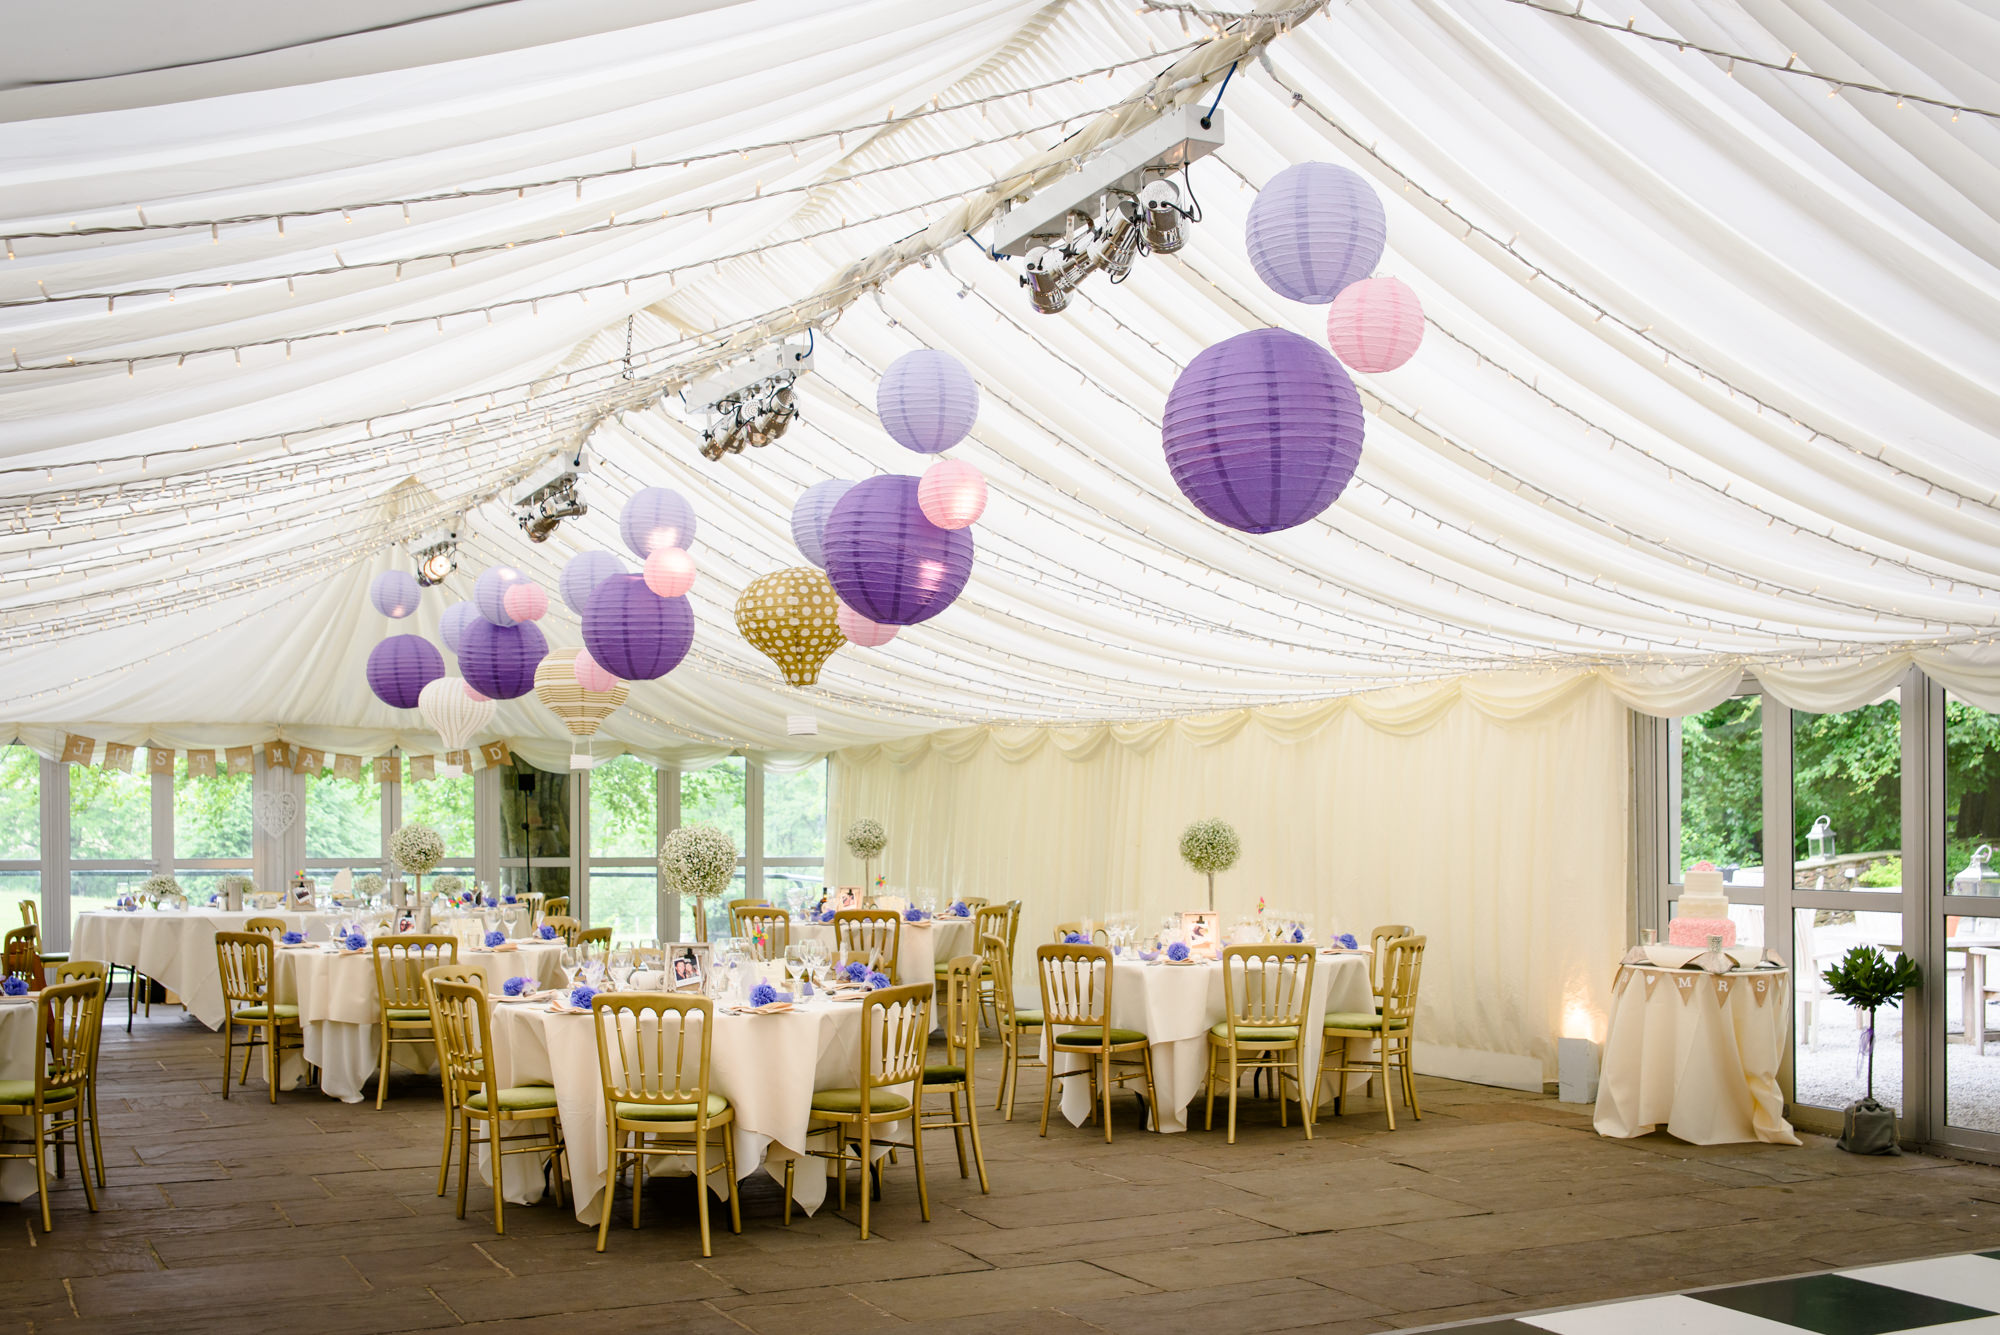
[1640,970,1664,1000]
[293,748,326,777]
[263,740,293,769]
[443,749,471,774]
[147,746,175,775]
[101,742,135,772]
[225,746,255,775]
[1611,966,1635,999]
[1711,975,1735,1007]
[479,740,512,768]
[1673,973,1699,1006]
[60,734,95,765]
[407,754,435,783]
[332,754,363,780]
[372,756,400,784]
[187,750,218,777]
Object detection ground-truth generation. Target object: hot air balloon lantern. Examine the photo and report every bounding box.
[533,649,630,737]
[735,567,847,687]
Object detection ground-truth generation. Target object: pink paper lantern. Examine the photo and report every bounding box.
[573,647,621,693]
[643,546,697,598]
[917,458,987,530]
[836,601,898,648]
[1325,276,1425,373]
[464,681,490,702]
[502,581,549,623]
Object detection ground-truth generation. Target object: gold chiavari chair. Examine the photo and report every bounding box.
[542,915,584,947]
[17,899,66,964]
[370,935,457,1110]
[592,993,738,1256]
[52,961,109,1186]
[785,982,932,1240]
[215,931,304,1103]
[0,977,101,1231]
[1037,942,1156,1144]
[1205,944,1317,1143]
[983,931,1041,1121]
[956,896,989,911]
[419,963,488,1198]
[832,909,901,977]
[969,903,1014,1030]
[244,916,288,940]
[1368,924,1415,1010]
[920,955,989,1193]
[541,896,570,920]
[1320,934,1425,1130]
[729,904,790,960]
[427,973,566,1234]
[577,926,614,958]
[3,925,44,991]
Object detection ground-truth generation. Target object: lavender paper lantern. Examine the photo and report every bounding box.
[560,550,626,616]
[1161,328,1363,534]
[822,475,974,626]
[366,634,444,710]
[1245,162,1386,303]
[474,566,530,626]
[439,600,480,656]
[877,349,978,454]
[581,574,694,681]
[1326,276,1424,373]
[619,487,697,558]
[369,570,422,619]
[458,618,547,700]
[790,479,854,568]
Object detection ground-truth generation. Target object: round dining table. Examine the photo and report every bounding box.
[71,908,348,1029]
[0,998,42,1204]
[485,990,904,1224]
[1041,949,1377,1132]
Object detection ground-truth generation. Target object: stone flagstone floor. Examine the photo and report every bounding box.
[4,1009,2000,1334]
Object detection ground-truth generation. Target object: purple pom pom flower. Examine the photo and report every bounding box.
[841,961,868,983]
[484,930,506,948]
[749,982,779,1007]
[568,984,597,1009]
[817,908,837,923]
[282,930,306,945]
[1063,932,1090,945]
[537,924,557,941]
[903,906,926,923]
[503,976,535,997]
[865,970,891,991]
[1337,933,1358,950]
[1291,927,1306,944]
[1,977,27,997]
[342,931,368,952]
[1166,941,1190,962]
[949,901,970,917]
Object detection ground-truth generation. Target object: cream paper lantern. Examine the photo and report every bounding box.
[418,677,495,751]
[533,648,630,737]
[735,566,847,687]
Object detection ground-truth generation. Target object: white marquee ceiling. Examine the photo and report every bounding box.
[3,0,1998,763]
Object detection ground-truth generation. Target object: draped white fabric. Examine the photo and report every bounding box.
[3,1,1999,761]
[832,676,1631,1082]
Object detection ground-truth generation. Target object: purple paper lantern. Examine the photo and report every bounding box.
[368,570,422,619]
[1245,162,1386,304]
[790,479,855,568]
[560,550,626,616]
[458,618,547,700]
[1161,328,1364,534]
[474,566,531,626]
[581,574,694,681]
[619,487,697,558]
[439,600,480,656]
[822,475,974,626]
[877,349,978,454]
[366,634,444,709]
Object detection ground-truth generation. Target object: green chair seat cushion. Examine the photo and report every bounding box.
[1210,1022,1300,1042]
[810,1087,911,1115]
[922,1063,967,1084]
[230,1003,299,1021]
[464,1084,560,1113]
[384,1007,431,1022]
[1324,1012,1409,1031]
[614,1092,729,1121]
[1053,1026,1146,1047]
[1011,1008,1044,1026]
[0,1079,79,1108]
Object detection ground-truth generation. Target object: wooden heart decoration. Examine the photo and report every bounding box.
[253,791,299,838]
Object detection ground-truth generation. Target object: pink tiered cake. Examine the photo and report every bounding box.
[1669,861,1736,948]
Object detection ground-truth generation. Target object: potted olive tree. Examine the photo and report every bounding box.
[1822,944,1920,1154]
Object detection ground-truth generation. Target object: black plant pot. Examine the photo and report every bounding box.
[1837,1097,1900,1155]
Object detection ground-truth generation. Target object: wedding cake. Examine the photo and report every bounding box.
[1669,861,1736,948]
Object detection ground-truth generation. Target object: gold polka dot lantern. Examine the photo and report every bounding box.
[735,566,848,687]
[532,647,629,737]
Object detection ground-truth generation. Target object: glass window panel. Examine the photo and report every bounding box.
[676,870,744,942]
[307,773,380,861]
[70,870,143,919]
[172,767,252,860]
[1945,695,2000,897]
[0,746,38,860]
[763,866,823,917]
[680,758,745,854]
[588,869,656,945]
[404,773,474,855]
[0,871,41,931]
[499,759,569,860]
[1794,907,1905,1114]
[1678,697,1762,886]
[1943,910,2000,1133]
[502,866,570,901]
[1793,701,1902,893]
[589,757,657,857]
[764,761,826,860]
[70,766,152,861]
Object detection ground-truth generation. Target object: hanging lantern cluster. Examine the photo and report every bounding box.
[363,563,442,710]
[574,487,699,684]
[735,567,847,687]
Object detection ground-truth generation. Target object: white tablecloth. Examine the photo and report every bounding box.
[0,1000,41,1203]
[72,909,347,1029]
[1042,952,1376,1133]
[791,916,977,985]
[269,942,568,1103]
[1594,965,1799,1146]
[487,995,901,1224]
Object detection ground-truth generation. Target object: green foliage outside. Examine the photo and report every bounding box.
[0,747,38,859]
[173,770,251,858]
[682,758,745,849]
[307,774,379,860]
[590,755,657,857]
[69,766,152,859]
[1791,702,1903,867]
[404,774,474,854]
[1679,697,1763,870]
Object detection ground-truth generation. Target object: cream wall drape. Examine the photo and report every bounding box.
[831,676,1631,1087]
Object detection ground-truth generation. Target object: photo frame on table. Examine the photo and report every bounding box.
[669,944,710,991]
[286,883,317,911]
[1180,912,1220,957]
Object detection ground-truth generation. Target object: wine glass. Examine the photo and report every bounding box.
[784,945,807,997]
[559,947,579,986]
[500,901,522,939]
[609,949,633,990]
